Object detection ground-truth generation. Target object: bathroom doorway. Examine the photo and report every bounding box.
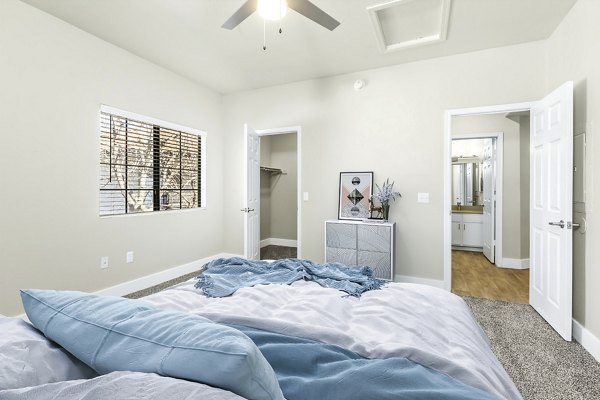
[450,113,531,303]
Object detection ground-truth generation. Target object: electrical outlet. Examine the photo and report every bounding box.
[126,251,134,264]
[100,256,109,269]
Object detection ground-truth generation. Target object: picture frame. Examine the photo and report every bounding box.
[338,171,373,220]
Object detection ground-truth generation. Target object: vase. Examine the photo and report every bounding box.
[382,203,390,221]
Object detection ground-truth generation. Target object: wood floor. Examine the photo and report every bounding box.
[452,250,529,304]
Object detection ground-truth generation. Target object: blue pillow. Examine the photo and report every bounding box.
[20,289,284,400]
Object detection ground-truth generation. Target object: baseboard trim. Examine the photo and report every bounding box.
[394,274,445,289]
[573,319,600,363]
[451,246,483,252]
[499,258,530,269]
[260,238,298,248]
[96,252,239,297]
[16,253,239,320]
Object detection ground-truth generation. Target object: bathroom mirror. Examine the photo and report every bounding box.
[452,158,483,206]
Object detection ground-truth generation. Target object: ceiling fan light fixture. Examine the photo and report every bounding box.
[258,0,288,21]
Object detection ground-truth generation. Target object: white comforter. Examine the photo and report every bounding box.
[143,279,521,400]
[0,371,245,400]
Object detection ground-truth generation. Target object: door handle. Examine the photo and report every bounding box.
[548,220,565,228]
[241,208,255,213]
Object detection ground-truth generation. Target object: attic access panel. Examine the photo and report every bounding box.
[368,0,451,53]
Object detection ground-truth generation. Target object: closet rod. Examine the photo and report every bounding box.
[260,166,287,175]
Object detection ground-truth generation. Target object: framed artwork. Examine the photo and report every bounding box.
[338,172,373,220]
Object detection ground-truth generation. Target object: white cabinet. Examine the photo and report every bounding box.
[325,220,395,280]
[452,213,483,248]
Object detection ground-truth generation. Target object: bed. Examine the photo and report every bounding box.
[0,257,522,400]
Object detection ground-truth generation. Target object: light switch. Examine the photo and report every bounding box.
[303,192,309,201]
[417,192,430,203]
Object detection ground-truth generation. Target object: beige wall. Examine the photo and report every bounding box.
[545,0,600,338]
[268,134,297,241]
[223,41,546,280]
[0,0,225,315]
[259,134,298,242]
[260,137,272,240]
[452,114,524,261]
[519,117,530,259]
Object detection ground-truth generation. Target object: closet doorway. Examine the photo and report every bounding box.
[259,131,298,260]
[243,125,302,261]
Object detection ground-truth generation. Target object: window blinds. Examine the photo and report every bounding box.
[99,111,202,216]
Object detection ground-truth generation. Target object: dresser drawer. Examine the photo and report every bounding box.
[326,247,357,266]
[357,224,391,253]
[326,222,357,249]
[358,250,392,280]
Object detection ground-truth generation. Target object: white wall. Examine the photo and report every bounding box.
[223,41,546,281]
[545,0,600,339]
[452,138,486,159]
[0,0,225,316]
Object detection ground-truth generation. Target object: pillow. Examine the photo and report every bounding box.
[0,315,96,390]
[20,289,284,400]
[0,371,246,400]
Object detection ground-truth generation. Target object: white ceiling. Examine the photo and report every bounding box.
[21,0,576,94]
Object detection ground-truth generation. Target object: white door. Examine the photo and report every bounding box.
[482,138,495,263]
[530,81,573,341]
[244,124,260,260]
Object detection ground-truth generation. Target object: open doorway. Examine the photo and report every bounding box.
[443,82,575,341]
[449,113,530,303]
[259,132,298,260]
[243,125,302,261]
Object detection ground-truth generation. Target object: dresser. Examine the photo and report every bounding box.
[325,220,395,280]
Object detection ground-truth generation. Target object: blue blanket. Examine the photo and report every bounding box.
[195,257,385,298]
[227,324,498,400]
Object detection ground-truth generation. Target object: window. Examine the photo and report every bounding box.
[99,106,205,216]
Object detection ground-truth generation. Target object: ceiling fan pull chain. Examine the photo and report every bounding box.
[263,18,267,50]
[279,0,283,34]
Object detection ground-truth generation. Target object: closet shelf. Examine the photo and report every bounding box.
[260,166,287,175]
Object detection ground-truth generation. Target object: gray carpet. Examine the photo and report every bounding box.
[127,277,600,400]
[463,296,600,400]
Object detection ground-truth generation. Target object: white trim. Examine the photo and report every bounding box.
[573,319,600,363]
[444,102,535,292]
[500,258,530,269]
[367,0,451,54]
[394,274,445,289]
[95,253,238,297]
[253,125,303,258]
[260,238,298,248]
[451,246,483,252]
[100,104,206,137]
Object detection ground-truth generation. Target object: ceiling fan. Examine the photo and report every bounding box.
[222,0,340,31]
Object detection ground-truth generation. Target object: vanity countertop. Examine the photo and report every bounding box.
[452,206,483,214]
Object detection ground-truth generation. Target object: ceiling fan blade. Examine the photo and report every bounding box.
[288,0,340,31]
[222,0,258,30]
